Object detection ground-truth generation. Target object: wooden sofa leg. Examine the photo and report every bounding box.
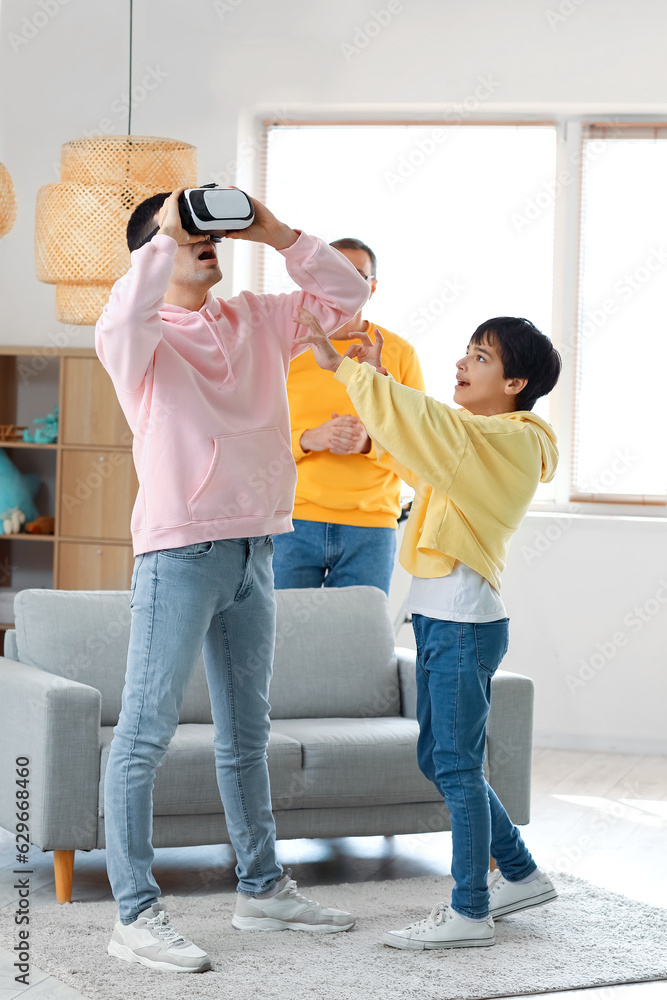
[54,850,74,903]
[490,855,498,871]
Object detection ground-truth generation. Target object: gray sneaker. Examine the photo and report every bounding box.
[232,873,354,932]
[108,901,211,972]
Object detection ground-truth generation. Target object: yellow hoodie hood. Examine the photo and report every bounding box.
[335,358,559,591]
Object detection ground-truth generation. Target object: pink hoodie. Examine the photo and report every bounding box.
[95,232,369,554]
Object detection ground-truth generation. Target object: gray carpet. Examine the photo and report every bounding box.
[1,873,666,1000]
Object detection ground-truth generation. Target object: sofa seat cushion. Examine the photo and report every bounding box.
[270,718,442,808]
[98,725,304,816]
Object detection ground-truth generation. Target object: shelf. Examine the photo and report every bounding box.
[0,348,135,590]
[0,441,58,450]
[0,533,55,542]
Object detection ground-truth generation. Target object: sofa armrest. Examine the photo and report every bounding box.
[396,646,417,718]
[486,670,534,825]
[0,657,102,850]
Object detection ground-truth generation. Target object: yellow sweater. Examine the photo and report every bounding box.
[335,357,558,591]
[288,323,424,528]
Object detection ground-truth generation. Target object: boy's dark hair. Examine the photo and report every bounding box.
[329,237,377,278]
[126,192,171,251]
[470,316,562,411]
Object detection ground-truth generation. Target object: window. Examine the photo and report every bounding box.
[573,125,667,503]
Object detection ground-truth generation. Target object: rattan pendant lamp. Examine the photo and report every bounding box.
[34,2,197,324]
[0,163,17,237]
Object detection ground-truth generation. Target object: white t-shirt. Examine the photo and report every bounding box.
[406,562,507,623]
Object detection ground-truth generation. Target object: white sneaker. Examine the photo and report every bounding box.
[108,901,211,972]
[232,873,354,932]
[489,870,558,918]
[383,903,494,951]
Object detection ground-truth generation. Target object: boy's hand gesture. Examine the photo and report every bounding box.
[292,308,344,372]
[293,307,388,375]
[344,329,387,374]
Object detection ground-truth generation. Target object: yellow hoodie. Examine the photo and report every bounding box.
[334,357,558,591]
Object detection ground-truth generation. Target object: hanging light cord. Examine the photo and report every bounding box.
[127,0,133,136]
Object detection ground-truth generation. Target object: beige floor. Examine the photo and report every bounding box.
[0,747,665,999]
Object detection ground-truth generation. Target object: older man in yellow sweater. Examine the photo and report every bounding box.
[273,238,424,595]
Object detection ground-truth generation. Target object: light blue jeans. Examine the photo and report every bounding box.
[413,615,537,919]
[272,519,397,596]
[104,536,283,924]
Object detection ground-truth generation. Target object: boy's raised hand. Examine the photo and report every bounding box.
[293,308,389,375]
[344,329,387,374]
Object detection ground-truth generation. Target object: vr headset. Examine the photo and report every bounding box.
[138,185,254,248]
[179,184,254,241]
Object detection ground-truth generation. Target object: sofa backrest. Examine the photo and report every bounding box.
[12,590,212,727]
[270,587,400,719]
[11,584,400,726]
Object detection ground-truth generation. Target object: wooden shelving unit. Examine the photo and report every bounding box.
[0,346,137,644]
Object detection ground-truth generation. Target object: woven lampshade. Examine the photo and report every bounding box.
[0,163,17,237]
[35,136,197,324]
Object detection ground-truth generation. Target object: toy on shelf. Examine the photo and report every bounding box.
[25,515,55,535]
[0,449,40,533]
[0,425,27,442]
[23,406,58,444]
[1,507,25,535]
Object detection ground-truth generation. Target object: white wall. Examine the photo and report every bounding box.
[1,0,666,751]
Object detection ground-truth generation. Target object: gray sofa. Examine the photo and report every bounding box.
[0,586,534,903]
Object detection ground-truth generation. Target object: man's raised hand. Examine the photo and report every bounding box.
[157,188,207,246]
[224,193,297,250]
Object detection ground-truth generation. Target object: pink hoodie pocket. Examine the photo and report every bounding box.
[187,428,296,522]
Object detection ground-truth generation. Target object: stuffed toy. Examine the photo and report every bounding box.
[25,515,55,535]
[23,406,59,444]
[2,507,25,535]
[0,449,40,533]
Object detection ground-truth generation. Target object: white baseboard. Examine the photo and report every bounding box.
[533,732,667,756]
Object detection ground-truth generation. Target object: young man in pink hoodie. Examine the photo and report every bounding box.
[96,188,369,973]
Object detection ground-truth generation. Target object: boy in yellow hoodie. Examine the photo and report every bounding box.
[292,306,561,951]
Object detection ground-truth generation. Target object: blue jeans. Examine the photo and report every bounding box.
[412,614,536,919]
[104,536,283,924]
[272,519,397,596]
